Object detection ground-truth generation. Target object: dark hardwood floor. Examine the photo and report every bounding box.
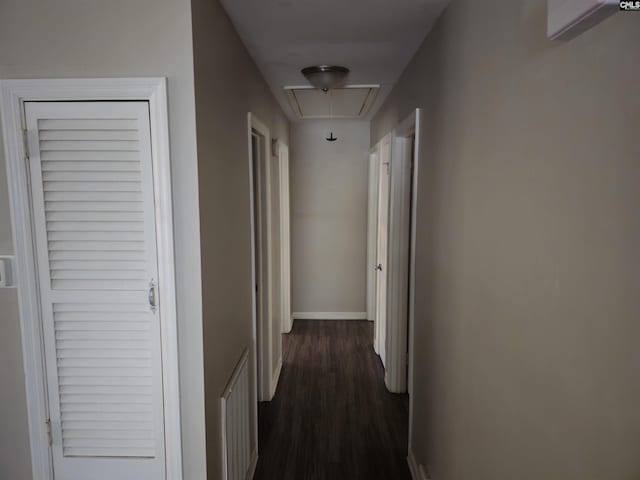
[254,320,410,480]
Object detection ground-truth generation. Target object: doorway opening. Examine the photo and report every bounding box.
[255,116,415,478]
[248,114,274,405]
[248,113,291,466]
[374,135,391,366]
[367,109,422,399]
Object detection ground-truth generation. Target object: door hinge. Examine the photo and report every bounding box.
[22,129,30,160]
[22,129,29,160]
[45,418,52,445]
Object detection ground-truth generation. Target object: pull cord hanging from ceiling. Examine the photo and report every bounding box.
[326,89,337,142]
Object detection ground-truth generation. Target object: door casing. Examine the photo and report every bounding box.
[385,113,416,394]
[387,109,422,453]
[247,113,281,405]
[366,147,380,324]
[375,134,392,364]
[0,78,182,480]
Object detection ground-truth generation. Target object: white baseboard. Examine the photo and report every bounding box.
[270,356,282,399]
[282,319,293,334]
[407,448,430,480]
[246,449,258,480]
[292,312,368,321]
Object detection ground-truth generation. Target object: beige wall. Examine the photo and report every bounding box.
[0,1,206,478]
[0,288,31,480]
[371,1,640,479]
[290,119,370,315]
[190,0,289,477]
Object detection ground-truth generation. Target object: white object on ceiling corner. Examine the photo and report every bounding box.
[548,0,619,40]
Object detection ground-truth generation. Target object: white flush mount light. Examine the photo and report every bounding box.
[301,65,350,92]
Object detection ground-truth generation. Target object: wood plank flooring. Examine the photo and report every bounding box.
[254,320,410,480]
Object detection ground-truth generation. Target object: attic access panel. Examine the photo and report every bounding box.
[284,86,379,119]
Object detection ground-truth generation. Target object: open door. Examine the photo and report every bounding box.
[367,147,380,325]
[375,135,392,366]
[248,113,274,403]
[385,109,421,393]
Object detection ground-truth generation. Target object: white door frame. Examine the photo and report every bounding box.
[247,113,276,403]
[0,78,183,480]
[278,142,292,334]
[366,145,380,324]
[389,109,422,453]
[385,130,412,393]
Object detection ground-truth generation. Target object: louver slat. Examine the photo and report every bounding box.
[39,130,139,141]
[26,102,165,478]
[52,301,157,459]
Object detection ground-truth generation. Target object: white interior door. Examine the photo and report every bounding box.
[375,137,391,367]
[366,148,379,325]
[385,134,414,393]
[25,101,166,480]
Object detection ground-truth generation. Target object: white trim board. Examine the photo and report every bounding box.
[246,451,258,480]
[407,449,430,480]
[246,113,260,455]
[366,145,380,322]
[385,128,413,393]
[0,77,182,480]
[379,108,424,446]
[220,348,251,480]
[278,142,292,334]
[248,112,276,405]
[270,356,283,400]
[384,108,422,396]
[292,312,368,320]
[405,109,422,452]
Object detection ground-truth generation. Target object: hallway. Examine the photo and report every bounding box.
[255,321,410,480]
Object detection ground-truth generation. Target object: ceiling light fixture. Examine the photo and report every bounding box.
[301,65,350,92]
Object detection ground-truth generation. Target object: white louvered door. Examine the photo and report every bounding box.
[25,102,166,480]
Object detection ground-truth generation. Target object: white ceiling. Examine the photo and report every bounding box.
[219,0,450,122]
